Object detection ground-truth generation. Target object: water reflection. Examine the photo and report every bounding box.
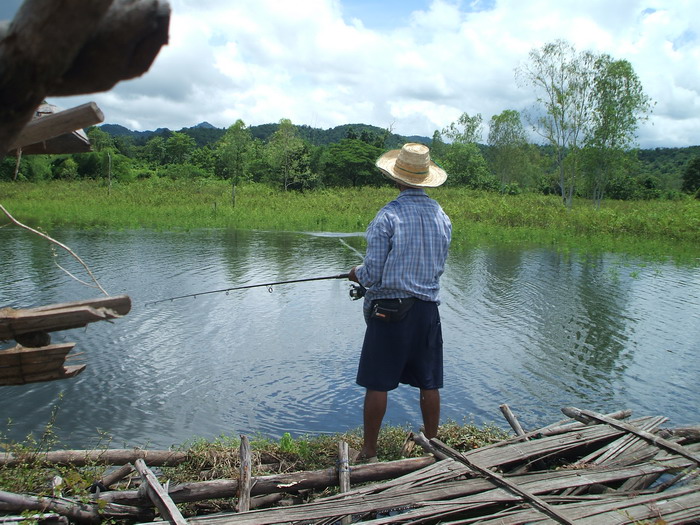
[1,228,698,449]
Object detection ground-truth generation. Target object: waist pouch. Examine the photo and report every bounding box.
[371,297,417,323]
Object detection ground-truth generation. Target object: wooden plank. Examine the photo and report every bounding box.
[134,459,188,525]
[29,295,132,315]
[430,438,576,525]
[10,102,104,150]
[0,306,115,338]
[0,364,86,385]
[0,343,75,365]
[563,407,700,467]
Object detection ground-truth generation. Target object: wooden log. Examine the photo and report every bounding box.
[97,456,436,506]
[237,436,251,513]
[0,449,187,468]
[100,463,136,489]
[9,102,104,151]
[134,459,188,525]
[562,407,700,467]
[499,403,527,437]
[430,438,577,525]
[0,0,169,156]
[0,0,113,155]
[0,489,153,523]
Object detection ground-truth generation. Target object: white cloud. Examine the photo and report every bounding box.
[48,0,700,147]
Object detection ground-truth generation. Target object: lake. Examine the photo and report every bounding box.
[1,227,699,449]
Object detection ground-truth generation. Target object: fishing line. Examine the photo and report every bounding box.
[145,273,349,306]
[338,238,364,261]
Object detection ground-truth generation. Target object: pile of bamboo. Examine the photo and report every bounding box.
[0,405,698,524]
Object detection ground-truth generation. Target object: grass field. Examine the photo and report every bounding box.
[2,179,699,261]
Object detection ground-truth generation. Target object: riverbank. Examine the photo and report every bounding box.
[1,179,699,262]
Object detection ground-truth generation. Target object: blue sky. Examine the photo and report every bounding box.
[3,0,699,148]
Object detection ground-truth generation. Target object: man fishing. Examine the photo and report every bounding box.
[348,142,452,463]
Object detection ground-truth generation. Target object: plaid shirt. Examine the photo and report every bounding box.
[355,188,451,312]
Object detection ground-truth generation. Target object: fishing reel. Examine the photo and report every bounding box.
[349,283,366,300]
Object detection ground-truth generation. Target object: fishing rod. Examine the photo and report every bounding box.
[145,273,350,306]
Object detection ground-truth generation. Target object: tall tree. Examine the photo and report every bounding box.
[488,110,528,190]
[584,56,653,206]
[682,156,700,195]
[267,119,311,191]
[216,119,251,206]
[442,112,483,144]
[517,40,597,207]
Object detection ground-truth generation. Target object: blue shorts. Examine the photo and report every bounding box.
[356,299,443,392]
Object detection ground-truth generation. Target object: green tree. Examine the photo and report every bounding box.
[267,119,313,191]
[430,130,447,161]
[443,142,495,189]
[584,57,653,206]
[141,136,167,166]
[164,132,196,165]
[320,139,383,187]
[216,120,252,205]
[442,112,483,144]
[440,113,493,188]
[487,110,529,191]
[682,156,700,195]
[517,40,597,207]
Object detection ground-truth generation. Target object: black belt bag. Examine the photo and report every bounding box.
[371,297,417,323]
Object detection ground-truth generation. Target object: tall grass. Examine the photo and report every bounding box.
[1,179,699,261]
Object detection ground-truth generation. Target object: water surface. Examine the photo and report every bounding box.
[1,228,698,449]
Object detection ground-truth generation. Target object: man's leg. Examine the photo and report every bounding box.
[420,388,440,439]
[362,389,387,457]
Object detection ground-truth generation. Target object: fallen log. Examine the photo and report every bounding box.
[0,448,186,468]
[0,489,153,524]
[97,456,436,506]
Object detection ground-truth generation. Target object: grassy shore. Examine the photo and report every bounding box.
[0,420,508,499]
[1,179,699,261]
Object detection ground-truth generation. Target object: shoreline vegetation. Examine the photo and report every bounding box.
[1,179,699,263]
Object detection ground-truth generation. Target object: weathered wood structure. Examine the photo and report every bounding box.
[0,0,171,157]
[0,406,697,523]
[0,295,131,385]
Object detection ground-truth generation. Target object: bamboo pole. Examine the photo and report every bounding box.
[0,449,186,468]
[237,435,252,513]
[337,441,351,525]
[430,438,577,525]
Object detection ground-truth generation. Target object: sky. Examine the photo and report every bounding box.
[2,0,699,148]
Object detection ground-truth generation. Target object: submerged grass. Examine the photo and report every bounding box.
[1,179,699,262]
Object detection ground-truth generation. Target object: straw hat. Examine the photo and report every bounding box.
[375,143,447,188]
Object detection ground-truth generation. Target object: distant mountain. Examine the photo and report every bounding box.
[99,121,431,149]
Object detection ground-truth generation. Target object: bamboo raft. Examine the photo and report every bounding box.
[0,406,698,524]
[0,295,131,385]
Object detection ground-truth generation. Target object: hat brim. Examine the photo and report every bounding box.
[375,149,447,188]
